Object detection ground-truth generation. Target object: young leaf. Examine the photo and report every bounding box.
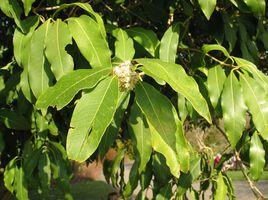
[23,0,36,16]
[177,94,188,122]
[135,82,180,178]
[36,68,110,110]
[159,23,180,63]
[68,15,111,68]
[249,132,265,180]
[136,59,211,123]
[38,152,51,197]
[4,157,17,192]
[66,76,119,162]
[28,20,53,98]
[198,0,217,20]
[221,72,246,148]
[129,103,152,173]
[243,0,266,15]
[112,28,135,61]
[240,74,268,141]
[0,109,30,130]
[127,27,159,57]
[207,65,226,108]
[14,167,29,200]
[175,120,190,172]
[214,172,227,200]
[45,19,74,80]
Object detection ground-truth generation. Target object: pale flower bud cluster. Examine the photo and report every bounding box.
[113,61,140,91]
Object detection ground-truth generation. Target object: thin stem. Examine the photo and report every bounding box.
[34,5,60,12]
[235,152,265,199]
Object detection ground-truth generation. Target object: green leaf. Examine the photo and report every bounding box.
[22,0,36,16]
[249,132,265,180]
[202,44,231,59]
[111,149,125,187]
[175,120,190,173]
[155,184,172,200]
[222,14,237,52]
[136,59,211,123]
[240,74,268,141]
[177,94,188,122]
[215,172,227,200]
[112,28,135,61]
[0,109,30,130]
[14,167,29,200]
[13,29,25,67]
[68,15,111,68]
[198,0,217,20]
[0,0,13,17]
[127,27,159,57]
[123,160,139,198]
[36,68,110,110]
[45,19,74,80]
[38,152,51,197]
[66,76,119,162]
[221,72,246,148]
[4,157,17,192]
[135,82,180,178]
[28,20,53,98]
[243,0,266,15]
[207,65,226,108]
[129,103,152,173]
[159,23,180,62]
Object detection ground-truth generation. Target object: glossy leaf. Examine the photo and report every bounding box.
[198,0,216,20]
[111,149,125,186]
[45,19,74,80]
[68,15,111,68]
[202,44,231,59]
[136,59,211,123]
[112,28,135,61]
[207,65,226,108]
[136,82,180,178]
[123,160,139,198]
[129,103,152,173]
[38,153,51,197]
[0,109,30,130]
[127,27,159,56]
[177,94,188,122]
[36,68,110,110]
[23,0,36,16]
[240,74,268,141]
[155,184,172,200]
[214,172,227,200]
[249,132,265,180]
[159,23,180,63]
[221,72,246,147]
[28,20,53,98]
[66,76,119,162]
[243,0,266,15]
[4,157,17,192]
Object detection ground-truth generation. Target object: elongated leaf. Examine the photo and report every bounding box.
[136,82,180,178]
[249,132,265,180]
[67,76,119,162]
[38,153,51,197]
[156,184,172,200]
[28,20,53,98]
[36,68,110,110]
[207,65,226,108]
[221,72,246,147]
[14,167,29,200]
[202,44,231,59]
[13,29,25,66]
[129,103,152,173]
[243,0,266,15]
[45,19,74,80]
[22,0,36,16]
[175,120,190,172]
[68,15,111,68]
[127,27,159,56]
[4,157,17,192]
[159,23,180,62]
[0,109,30,130]
[112,28,135,61]
[198,0,216,20]
[123,160,139,198]
[240,74,268,141]
[177,94,188,122]
[215,172,227,200]
[0,0,12,17]
[111,149,125,186]
[136,59,211,123]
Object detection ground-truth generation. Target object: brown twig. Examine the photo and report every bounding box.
[235,151,265,200]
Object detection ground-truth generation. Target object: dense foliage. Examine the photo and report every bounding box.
[0,0,268,199]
